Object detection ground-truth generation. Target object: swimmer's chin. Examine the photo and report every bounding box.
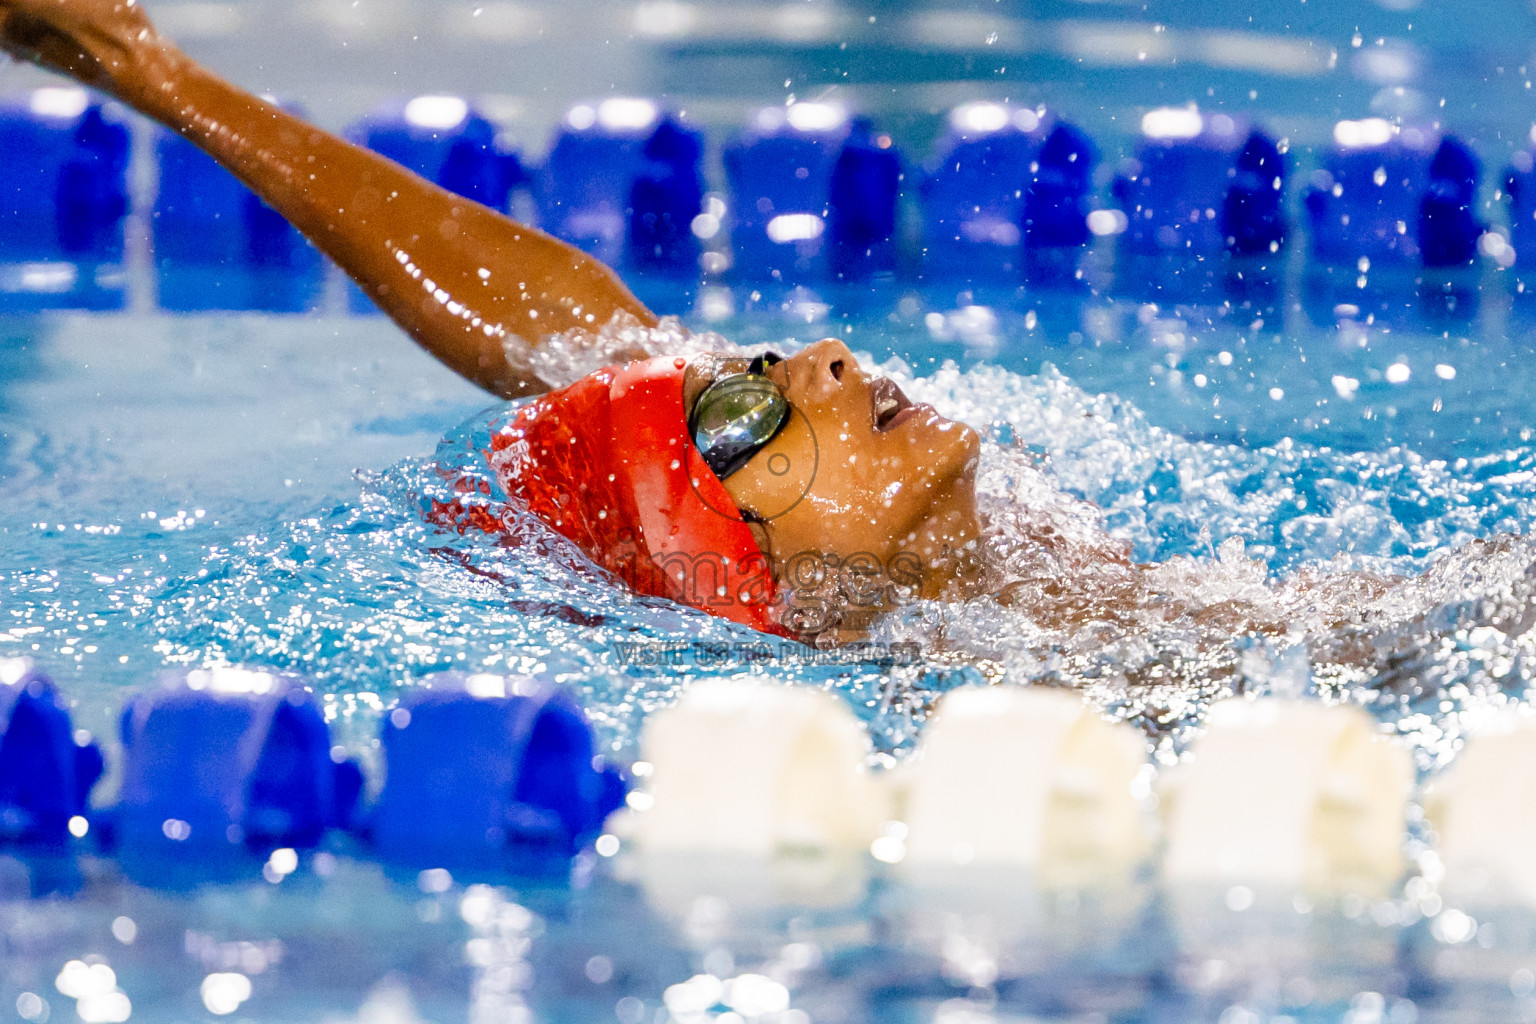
[897,503,987,601]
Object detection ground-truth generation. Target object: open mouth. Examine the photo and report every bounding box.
[871,376,916,432]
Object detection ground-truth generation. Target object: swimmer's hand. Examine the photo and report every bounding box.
[0,0,170,97]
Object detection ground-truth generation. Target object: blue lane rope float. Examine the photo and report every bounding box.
[343,94,524,314]
[369,673,627,867]
[1420,136,1485,269]
[0,660,629,881]
[1223,131,1289,258]
[0,660,104,849]
[54,103,131,260]
[109,668,361,856]
[0,90,130,263]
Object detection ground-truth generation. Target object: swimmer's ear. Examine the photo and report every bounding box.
[741,510,774,567]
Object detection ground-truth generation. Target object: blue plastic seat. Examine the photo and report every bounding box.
[536,99,679,271]
[154,98,322,312]
[627,117,707,273]
[0,660,104,848]
[349,95,523,211]
[1224,133,1289,257]
[1023,123,1097,252]
[1420,137,1483,268]
[827,118,903,278]
[923,104,1091,278]
[370,674,626,866]
[1113,109,1286,259]
[346,95,522,314]
[724,103,860,279]
[1306,120,1481,268]
[0,88,130,310]
[1504,143,1536,269]
[112,668,360,856]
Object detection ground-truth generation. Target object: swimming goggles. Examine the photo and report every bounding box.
[689,352,790,480]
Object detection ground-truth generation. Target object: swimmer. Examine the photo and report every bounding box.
[0,0,1377,653]
[0,0,1008,643]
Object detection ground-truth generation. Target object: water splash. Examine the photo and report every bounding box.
[881,360,1536,765]
[524,313,748,388]
[7,324,1536,771]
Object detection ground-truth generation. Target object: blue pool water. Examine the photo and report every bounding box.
[7,277,1536,1020]
[12,285,1536,752]
[12,0,1536,1018]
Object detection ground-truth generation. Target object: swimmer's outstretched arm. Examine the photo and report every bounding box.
[0,0,657,397]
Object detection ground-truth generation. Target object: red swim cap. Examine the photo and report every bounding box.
[486,357,786,636]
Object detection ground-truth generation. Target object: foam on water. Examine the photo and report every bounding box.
[884,361,1536,766]
[524,313,743,388]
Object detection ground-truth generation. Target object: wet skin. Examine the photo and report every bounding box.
[0,0,985,624]
[686,343,983,608]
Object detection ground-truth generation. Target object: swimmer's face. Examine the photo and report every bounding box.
[687,340,982,616]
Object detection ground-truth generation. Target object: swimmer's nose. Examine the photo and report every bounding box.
[792,338,857,402]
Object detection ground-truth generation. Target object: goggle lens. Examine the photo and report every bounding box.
[690,353,789,479]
